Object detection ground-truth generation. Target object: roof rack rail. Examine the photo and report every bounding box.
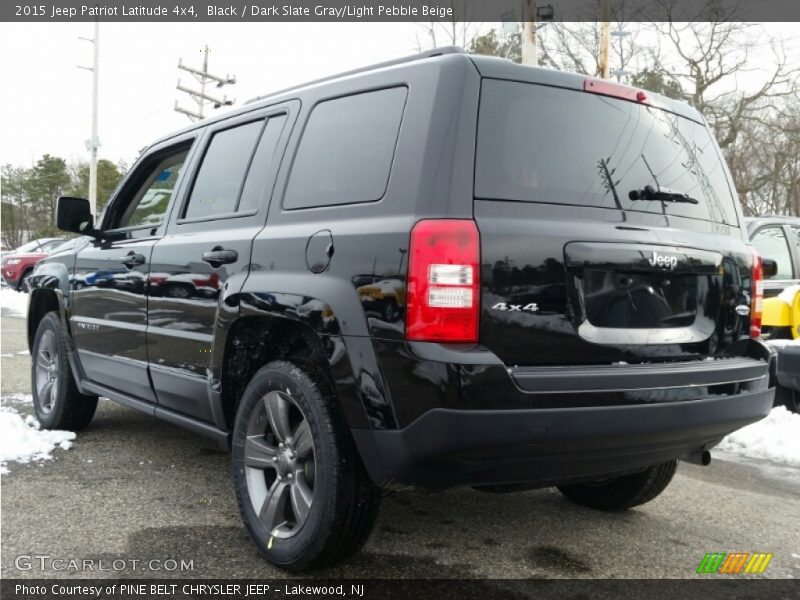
[245,46,465,105]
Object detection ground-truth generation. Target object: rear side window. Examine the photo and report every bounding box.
[283,87,408,209]
[238,114,288,213]
[475,79,739,225]
[184,120,263,220]
[751,227,794,279]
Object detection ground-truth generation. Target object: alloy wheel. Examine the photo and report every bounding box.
[35,330,60,414]
[244,390,316,539]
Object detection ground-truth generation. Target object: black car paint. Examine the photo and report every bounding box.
[28,49,774,488]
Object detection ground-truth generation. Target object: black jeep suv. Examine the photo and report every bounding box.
[28,47,774,570]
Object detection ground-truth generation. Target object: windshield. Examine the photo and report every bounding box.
[475,79,739,226]
[46,238,79,253]
[39,239,67,253]
[14,240,43,253]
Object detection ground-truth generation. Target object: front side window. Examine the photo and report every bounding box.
[752,227,793,279]
[115,149,189,229]
[283,87,408,209]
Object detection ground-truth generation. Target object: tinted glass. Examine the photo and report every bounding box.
[476,80,739,225]
[283,87,407,209]
[752,227,793,279]
[123,151,188,228]
[184,120,263,219]
[238,114,287,213]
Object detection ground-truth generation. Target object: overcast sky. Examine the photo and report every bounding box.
[1,22,797,169]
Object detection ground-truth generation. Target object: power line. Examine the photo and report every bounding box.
[174,46,236,122]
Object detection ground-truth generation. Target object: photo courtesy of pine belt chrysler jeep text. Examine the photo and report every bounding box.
[27,47,775,571]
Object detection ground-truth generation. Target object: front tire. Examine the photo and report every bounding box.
[557,460,677,511]
[231,360,380,571]
[31,312,98,430]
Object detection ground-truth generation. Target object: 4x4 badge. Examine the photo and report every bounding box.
[491,302,539,313]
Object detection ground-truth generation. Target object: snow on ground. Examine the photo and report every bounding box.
[718,407,800,467]
[0,288,28,318]
[0,404,75,475]
[2,393,32,404]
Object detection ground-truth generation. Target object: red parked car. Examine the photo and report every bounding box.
[1,238,65,291]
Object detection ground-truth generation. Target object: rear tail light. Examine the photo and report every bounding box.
[406,219,480,343]
[749,247,764,338]
[584,78,650,105]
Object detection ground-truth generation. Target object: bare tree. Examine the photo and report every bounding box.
[729,97,800,216]
[418,0,800,217]
[413,1,478,51]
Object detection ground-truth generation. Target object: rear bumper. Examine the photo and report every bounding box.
[353,388,773,487]
[354,338,774,487]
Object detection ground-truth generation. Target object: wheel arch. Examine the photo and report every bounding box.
[26,261,91,394]
[26,260,73,344]
[217,313,385,434]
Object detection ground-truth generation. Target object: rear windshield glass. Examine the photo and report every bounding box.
[475,79,739,226]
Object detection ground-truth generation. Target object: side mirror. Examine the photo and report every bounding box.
[56,197,98,237]
[762,258,778,279]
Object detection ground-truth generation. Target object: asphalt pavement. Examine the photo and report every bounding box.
[2,310,799,580]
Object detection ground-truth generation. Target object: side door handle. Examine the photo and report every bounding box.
[202,247,238,267]
[120,252,146,268]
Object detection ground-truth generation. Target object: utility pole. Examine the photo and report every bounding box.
[175,46,236,121]
[598,0,612,79]
[78,22,99,216]
[521,0,538,66]
[520,3,554,67]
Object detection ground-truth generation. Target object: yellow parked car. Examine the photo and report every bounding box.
[747,216,800,412]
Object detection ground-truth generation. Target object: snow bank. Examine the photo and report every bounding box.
[718,407,800,467]
[0,288,28,318]
[0,406,75,475]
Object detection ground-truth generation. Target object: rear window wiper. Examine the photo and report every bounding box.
[628,184,699,205]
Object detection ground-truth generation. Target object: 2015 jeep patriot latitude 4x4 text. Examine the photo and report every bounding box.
[29,47,774,571]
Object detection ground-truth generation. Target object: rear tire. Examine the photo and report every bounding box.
[557,460,677,511]
[231,360,380,571]
[31,312,98,431]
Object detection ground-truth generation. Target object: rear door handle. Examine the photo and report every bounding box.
[202,247,238,267]
[120,253,145,268]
